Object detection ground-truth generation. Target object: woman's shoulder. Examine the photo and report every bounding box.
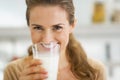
[5,56,32,70]
[88,58,106,80]
[3,56,32,80]
[4,56,32,72]
[88,58,105,70]
[4,57,25,74]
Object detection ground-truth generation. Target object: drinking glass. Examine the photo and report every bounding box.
[32,42,60,80]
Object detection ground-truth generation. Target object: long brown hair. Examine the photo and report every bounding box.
[26,0,97,80]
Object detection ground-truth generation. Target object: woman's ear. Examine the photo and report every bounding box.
[69,19,77,33]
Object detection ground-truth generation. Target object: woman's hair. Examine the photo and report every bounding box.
[26,0,74,25]
[26,0,97,80]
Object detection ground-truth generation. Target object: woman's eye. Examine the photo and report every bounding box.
[33,26,43,31]
[53,26,63,31]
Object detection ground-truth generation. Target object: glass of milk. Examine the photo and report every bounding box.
[32,42,60,80]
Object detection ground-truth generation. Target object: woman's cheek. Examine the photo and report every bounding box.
[57,32,69,51]
[31,32,42,44]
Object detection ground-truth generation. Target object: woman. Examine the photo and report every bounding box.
[4,0,106,80]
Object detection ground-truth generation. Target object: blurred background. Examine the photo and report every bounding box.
[0,0,120,80]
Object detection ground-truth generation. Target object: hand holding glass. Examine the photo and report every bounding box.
[32,42,60,80]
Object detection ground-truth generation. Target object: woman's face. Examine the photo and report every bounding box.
[29,6,75,52]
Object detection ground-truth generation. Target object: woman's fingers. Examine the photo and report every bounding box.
[19,59,48,80]
[25,59,42,68]
[19,73,48,80]
[21,59,42,76]
[20,66,47,76]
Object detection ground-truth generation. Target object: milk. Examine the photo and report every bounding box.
[32,42,60,80]
[35,55,59,80]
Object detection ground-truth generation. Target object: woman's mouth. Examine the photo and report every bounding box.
[40,42,59,50]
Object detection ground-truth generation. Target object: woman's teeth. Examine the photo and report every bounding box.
[40,42,58,48]
[42,44,51,48]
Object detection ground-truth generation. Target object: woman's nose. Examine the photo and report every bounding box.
[42,31,54,43]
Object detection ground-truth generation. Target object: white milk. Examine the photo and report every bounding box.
[32,42,60,80]
[35,55,59,80]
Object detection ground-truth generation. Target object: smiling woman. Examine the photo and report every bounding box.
[3,0,106,80]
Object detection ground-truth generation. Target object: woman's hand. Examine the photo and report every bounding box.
[19,59,48,80]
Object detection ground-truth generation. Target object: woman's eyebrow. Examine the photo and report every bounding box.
[52,23,65,27]
[31,23,65,27]
[31,24,44,27]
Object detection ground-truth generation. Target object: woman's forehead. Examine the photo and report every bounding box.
[29,6,69,26]
[30,5,67,17]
